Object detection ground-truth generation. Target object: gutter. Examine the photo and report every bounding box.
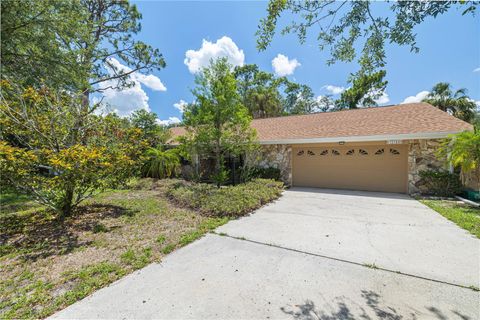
[258,131,464,145]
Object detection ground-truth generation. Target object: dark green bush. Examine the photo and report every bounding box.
[166,179,284,216]
[419,170,463,197]
[242,166,282,181]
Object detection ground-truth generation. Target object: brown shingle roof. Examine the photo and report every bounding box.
[169,103,473,144]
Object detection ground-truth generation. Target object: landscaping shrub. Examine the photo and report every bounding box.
[166,179,283,216]
[242,166,282,182]
[141,148,180,179]
[419,170,463,197]
[255,167,281,180]
[210,166,230,187]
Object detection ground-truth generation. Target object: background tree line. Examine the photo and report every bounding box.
[232,65,478,124]
[255,0,479,123]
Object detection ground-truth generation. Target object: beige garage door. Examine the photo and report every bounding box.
[292,145,408,193]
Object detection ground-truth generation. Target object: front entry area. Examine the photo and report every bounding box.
[292,143,408,193]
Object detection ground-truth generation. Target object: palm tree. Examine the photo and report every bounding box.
[438,130,480,192]
[141,148,180,179]
[423,82,477,123]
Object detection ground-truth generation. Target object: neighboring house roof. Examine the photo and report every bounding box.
[170,126,187,141]
[169,103,473,145]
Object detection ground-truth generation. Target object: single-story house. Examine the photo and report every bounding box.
[170,102,474,194]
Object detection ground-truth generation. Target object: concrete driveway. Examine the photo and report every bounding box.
[218,188,480,287]
[52,189,479,319]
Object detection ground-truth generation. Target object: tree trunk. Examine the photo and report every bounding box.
[232,156,236,186]
[215,146,221,188]
[69,88,89,146]
[82,89,89,111]
[214,116,222,188]
[60,185,75,218]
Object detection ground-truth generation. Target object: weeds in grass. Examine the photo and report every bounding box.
[199,217,229,230]
[0,270,54,319]
[61,262,126,300]
[156,235,166,244]
[120,248,152,270]
[161,244,176,254]
[179,230,203,246]
[0,243,16,256]
[92,223,108,233]
[363,263,378,269]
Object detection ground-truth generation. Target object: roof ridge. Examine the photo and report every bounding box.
[251,103,428,123]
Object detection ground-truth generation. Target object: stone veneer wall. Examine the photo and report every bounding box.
[247,144,292,186]
[407,139,447,194]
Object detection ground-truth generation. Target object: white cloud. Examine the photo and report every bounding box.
[98,82,150,116]
[184,36,245,73]
[374,91,390,105]
[323,85,345,95]
[105,58,166,92]
[359,90,389,107]
[135,74,166,91]
[401,90,430,104]
[95,58,166,116]
[271,54,301,77]
[156,117,181,126]
[173,99,188,113]
[473,67,480,72]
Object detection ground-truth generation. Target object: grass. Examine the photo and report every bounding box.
[421,199,480,238]
[0,189,39,215]
[166,178,284,216]
[156,235,166,244]
[120,247,152,269]
[161,244,176,254]
[0,178,273,319]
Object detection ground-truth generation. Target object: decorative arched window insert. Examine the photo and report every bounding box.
[375,148,384,155]
[390,148,400,155]
[359,149,368,155]
[307,150,315,156]
[320,150,328,156]
[296,150,304,156]
[346,149,355,156]
[331,149,340,156]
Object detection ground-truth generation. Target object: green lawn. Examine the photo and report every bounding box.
[421,199,480,238]
[0,178,282,319]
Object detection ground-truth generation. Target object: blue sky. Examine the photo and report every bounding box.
[101,1,480,124]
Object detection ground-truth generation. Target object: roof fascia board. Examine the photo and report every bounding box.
[258,131,465,145]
